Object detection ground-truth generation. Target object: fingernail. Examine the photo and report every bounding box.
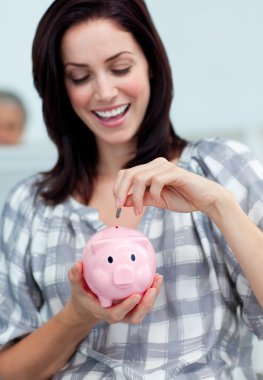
[134,207,141,216]
[71,265,78,274]
[157,275,163,285]
[147,288,157,298]
[132,294,142,305]
[154,197,161,205]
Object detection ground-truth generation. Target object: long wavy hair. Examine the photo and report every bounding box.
[32,0,186,205]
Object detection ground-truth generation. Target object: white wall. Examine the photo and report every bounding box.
[146,0,263,164]
[147,0,263,133]
[0,0,53,142]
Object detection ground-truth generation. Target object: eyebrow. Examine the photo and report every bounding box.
[64,51,134,68]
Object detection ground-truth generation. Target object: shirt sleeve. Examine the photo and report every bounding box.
[194,138,263,339]
[0,177,43,349]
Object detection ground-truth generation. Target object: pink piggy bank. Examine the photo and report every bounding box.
[82,226,156,307]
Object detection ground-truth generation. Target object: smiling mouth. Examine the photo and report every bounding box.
[93,104,130,120]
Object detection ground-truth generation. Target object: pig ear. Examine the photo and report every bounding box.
[131,237,149,250]
[90,239,112,255]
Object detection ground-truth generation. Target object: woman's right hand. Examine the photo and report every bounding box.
[67,261,163,326]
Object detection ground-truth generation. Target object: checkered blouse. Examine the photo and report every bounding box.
[1,138,263,379]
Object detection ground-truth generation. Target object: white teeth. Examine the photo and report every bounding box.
[94,104,128,119]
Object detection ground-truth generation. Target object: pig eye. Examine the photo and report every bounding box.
[131,254,136,261]
[108,256,113,263]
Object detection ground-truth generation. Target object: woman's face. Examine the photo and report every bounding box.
[61,18,151,148]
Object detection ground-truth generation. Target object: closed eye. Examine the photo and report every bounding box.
[71,75,90,85]
[112,67,131,76]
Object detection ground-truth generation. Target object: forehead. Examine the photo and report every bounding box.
[61,18,142,64]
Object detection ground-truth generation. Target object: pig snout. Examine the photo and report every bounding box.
[113,265,135,287]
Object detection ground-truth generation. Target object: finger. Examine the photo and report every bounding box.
[106,294,142,323]
[126,275,163,324]
[106,276,163,324]
[123,164,194,212]
[151,274,163,294]
[113,158,168,208]
[129,161,174,212]
[68,261,82,286]
[128,288,157,324]
[113,168,126,208]
[113,165,148,208]
[114,158,170,214]
[149,164,176,204]
[114,166,146,210]
[68,261,94,295]
[123,189,167,209]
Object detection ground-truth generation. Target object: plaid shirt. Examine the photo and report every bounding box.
[0,138,263,380]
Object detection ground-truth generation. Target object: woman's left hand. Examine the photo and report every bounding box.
[113,157,229,216]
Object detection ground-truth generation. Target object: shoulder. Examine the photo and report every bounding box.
[193,137,257,164]
[0,175,44,256]
[180,137,263,224]
[181,137,263,184]
[0,174,46,232]
[3,174,39,212]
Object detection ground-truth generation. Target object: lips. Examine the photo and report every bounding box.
[92,104,130,121]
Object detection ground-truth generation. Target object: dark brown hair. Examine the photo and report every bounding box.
[32,0,186,205]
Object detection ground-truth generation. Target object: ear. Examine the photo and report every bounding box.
[130,237,149,250]
[90,239,112,255]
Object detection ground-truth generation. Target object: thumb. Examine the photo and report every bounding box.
[68,260,83,286]
[69,260,93,294]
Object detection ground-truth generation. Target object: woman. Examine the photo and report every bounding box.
[0,0,262,379]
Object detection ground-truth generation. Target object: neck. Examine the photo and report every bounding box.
[96,141,136,177]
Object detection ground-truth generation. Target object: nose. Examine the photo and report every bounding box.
[94,75,118,103]
[113,265,135,286]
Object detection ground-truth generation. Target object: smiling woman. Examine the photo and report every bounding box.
[0,1,263,380]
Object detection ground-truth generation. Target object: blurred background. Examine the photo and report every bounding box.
[0,0,262,374]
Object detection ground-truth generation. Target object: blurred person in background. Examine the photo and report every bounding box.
[0,90,27,145]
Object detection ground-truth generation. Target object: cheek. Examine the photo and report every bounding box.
[66,84,91,109]
[124,76,150,100]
